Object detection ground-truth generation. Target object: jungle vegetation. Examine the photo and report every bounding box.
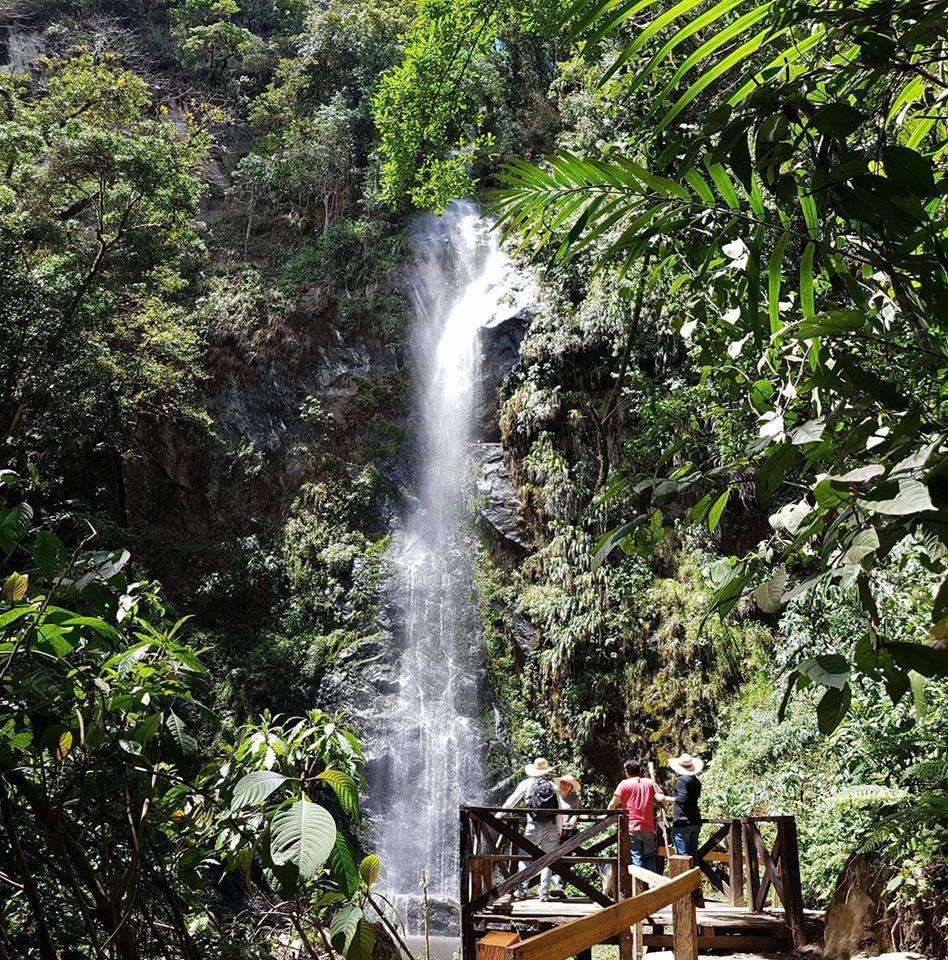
[0,0,946,955]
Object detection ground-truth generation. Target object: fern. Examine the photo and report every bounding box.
[826,783,908,810]
[904,759,948,786]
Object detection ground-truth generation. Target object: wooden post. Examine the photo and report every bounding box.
[728,817,744,907]
[776,816,806,949]
[617,812,634,960]
[461,807,474,960]
[743,819,760,912]
[669,856,698,960]
[631,873,643,960]
[477,931,520,960]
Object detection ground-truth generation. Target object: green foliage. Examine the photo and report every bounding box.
[0,469,385,958]
[489,0,948,729]
[170,0,257,76]
[373,0,504,208]
[0,52,208,489]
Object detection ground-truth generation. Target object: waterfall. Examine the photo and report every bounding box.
[371,201,526,930]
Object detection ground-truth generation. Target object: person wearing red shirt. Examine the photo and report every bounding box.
[608,758,669,873]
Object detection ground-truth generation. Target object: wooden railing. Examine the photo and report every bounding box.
[657,815,805,947]
[460,807,807,957]
[460,805,628,960]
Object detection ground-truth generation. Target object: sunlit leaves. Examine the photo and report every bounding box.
[231,771,289,808]
[359,853,381,887]
[269,799,337,878]
[2,572,27,603]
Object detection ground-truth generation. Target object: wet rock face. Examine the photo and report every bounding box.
[476,304,536,440]
[474,443,530,552]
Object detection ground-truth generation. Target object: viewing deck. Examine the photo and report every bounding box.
[460,806,822,959]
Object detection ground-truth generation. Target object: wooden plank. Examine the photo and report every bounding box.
[617,813,633,960]
[478,932,521,960]
[461,807,474,960]
[695,822,730,861]
[628,865,668,887]
[505,869,701,960]
[728,818,744,907]
[696,856,730,897]
[669,857,698,960]
[469,814,616,911]
[777,816,807,949]
[617,811,631,899]
[584,834,618,857]
[643,933,789,951]
[753,829,783,911]
[631,874,643,960]
[470,856,614,864]
[468,810,613,909]
[659,847,729,863]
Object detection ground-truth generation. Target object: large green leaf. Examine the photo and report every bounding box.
[348,919,376,960]
[359,853,381,887]
[796,654,850,689]
[861,480,934,517]
[166,712,198,758]
[329,834,361,898]
[886,642,948,679]
[817,683,852,734]
[316,768,361,820]
[0,503,33,556]
[269,799,336,878]
[330,903,362,956]
[232,771,288,809]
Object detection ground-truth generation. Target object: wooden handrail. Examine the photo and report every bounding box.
[498,867,701,960]
[467,808,613,907]
[465,805,620,816]
[628,864,668,887]
[468,814,616,912]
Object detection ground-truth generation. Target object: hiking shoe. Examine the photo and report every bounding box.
[549,888,567,899]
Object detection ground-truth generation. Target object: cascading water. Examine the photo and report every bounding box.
[371,201,530,931]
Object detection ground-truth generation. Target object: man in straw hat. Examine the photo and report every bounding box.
[665,752,704,857]
[502,758,567,901]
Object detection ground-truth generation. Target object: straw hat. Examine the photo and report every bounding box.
[555,775,582,794]
[524,757,553,778]
[669,753,704,777]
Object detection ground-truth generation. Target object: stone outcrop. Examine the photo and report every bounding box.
[474,443,529,552]
[476,302,535,439]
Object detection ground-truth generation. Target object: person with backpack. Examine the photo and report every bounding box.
[502,757,567,901]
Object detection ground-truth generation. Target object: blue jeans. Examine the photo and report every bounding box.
[673,825,700,857]
[630,830,657,872]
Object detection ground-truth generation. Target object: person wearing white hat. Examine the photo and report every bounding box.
[549,775,582,897]
[502,758,567,901]
[666,752,705,857]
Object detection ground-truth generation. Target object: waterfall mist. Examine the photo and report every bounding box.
[371,201,526,929]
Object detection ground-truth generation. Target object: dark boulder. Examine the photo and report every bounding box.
[476,304,536,439]
[474,443,529,552]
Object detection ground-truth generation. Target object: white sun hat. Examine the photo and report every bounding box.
[524,757,553,777]
[669,753,705,776]
[555,775,582,794]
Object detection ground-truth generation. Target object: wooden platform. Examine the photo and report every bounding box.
[460,807,814,959]
[476,896,824,952]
